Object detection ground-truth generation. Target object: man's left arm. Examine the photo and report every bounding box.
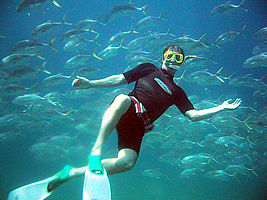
[184,98,242,122]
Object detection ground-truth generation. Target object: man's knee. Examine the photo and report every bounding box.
[113,94,131,113]
[117,158,136,171]
[117,148,137,171]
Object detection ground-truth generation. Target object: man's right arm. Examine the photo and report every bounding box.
[72,74,127,89]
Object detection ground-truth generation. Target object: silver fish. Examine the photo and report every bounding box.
[5,66,37,82]
[215,25,246,47]
[74,18,105,29]
[42,73,73,86]
[65,54,96,68]
[142,168,168,179]
[181,153,219,169]
[127,27,174,52]
[225,164,257,176]
[0,114,22,128]
[63,34,101,53]
[108,25,138,45]
[103,1,148,23]
[252,41,267,55]
[32,16,72,37]
[16,0,61,13]
[183,54,216,68]
[12,93,58,107]
[126,55,159,69]
[180,168,204,179]
[205,170,235,181]
[210,0,248,17]
[60,28,98,42]
[76,66,100,77]
[0,53,44,69]
[253,27,267,40]
[12,38,57,53]
[229,74,267,89]
[183,67,225,86]
[0,84,32,96]
[134,11,167,31]
[243,52,267,68]
[166,33,211,53]
[98,40,128,60]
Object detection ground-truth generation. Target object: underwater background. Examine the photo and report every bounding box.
[0,0,266,199]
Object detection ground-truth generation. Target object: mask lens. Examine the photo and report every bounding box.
[166,54,173,60]
[175,54,180,61]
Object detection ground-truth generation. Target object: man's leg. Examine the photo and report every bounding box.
[91,94,131,156]
[47,148,137,192]
[48,94,134,191]
[70,148,138,177]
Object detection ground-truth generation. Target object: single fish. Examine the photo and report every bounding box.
[63,34,101,52]
[181,153,219,169]
[74,17,105,29]
[225,165,257,176]
[5,66,37,82]
[183,67,225,86]
[108,25,138,45]
[243,52,267,68]
[0,53,44,69]
[166,33,211,53]
[205,170,235,181]
[126,55,159,69]
[0,84,33,96]
[16,0,61,13]
[32,15,72,37]
[0,114,22,128]
[65,51,102,68]
[180,168,204,179]
[253,27,267,40]
[127,27,174,51]
[12,93,59,107]
[134,11,167,31]
[229,74,267,89]
[210,0,248,17]
[12,38,57,53]
[252,41,267,55]
[64,55,92,68]
[76,66,100,77]
[60,28,98,42]
[183,54,216,68]
[98,40,128,60]
[215,25,246,47]
[142,168,168,179]
[103,1,148,23]
[42,73,73,86]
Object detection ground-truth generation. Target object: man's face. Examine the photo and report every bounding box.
[162,50,184,70]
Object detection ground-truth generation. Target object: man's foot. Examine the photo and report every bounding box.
[47,165,73,193]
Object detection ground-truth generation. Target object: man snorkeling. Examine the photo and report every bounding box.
[8,45,241,199]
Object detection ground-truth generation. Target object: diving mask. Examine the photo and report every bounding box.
[164,51,184,64]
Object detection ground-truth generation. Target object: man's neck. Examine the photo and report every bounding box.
[161,63,177,76]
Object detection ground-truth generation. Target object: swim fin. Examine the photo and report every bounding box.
[7,177,54,200]
[83,155,111,200]
[8,165,72,200]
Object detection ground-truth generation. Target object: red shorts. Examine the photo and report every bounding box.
[116,100,146,155]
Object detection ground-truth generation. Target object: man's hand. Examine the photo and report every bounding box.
[72,76,92,89]
[221,98,242,110]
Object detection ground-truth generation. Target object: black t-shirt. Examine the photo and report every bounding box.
[123,63,194,122]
